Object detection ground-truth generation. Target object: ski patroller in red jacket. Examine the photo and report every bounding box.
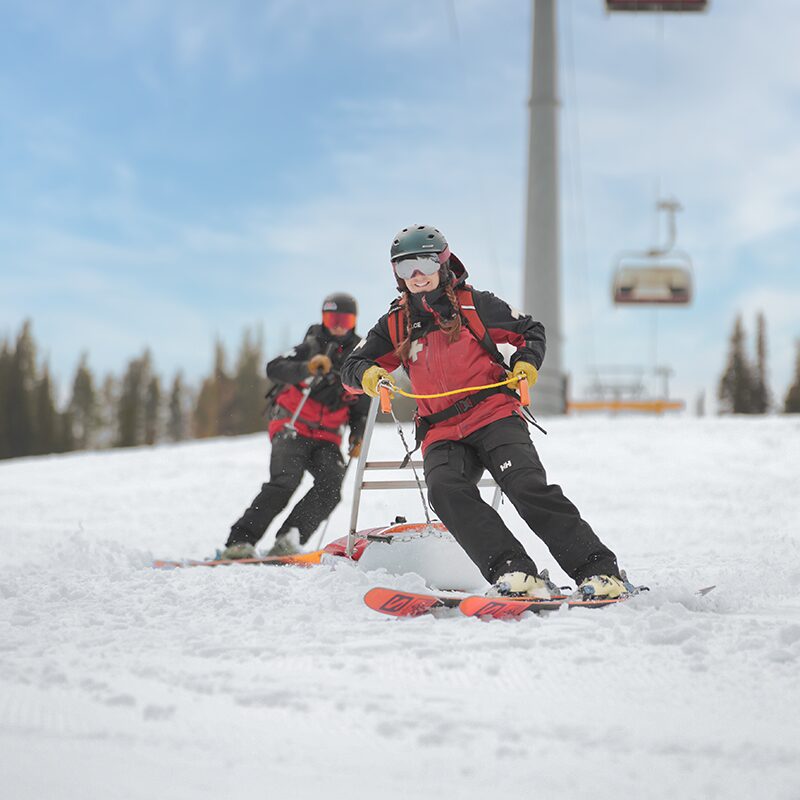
[341,257,546,453]
[268,325,369,447]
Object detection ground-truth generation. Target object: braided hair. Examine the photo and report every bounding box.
[394,266,462,363]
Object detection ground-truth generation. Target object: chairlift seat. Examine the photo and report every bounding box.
[611,198,694,306]
[606,0,707,11]
[612,261,692,305]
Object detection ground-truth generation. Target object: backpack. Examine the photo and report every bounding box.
[386,286,510,370]
[262,378,281,418]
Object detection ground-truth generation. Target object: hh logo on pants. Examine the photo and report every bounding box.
[500,460,512,472]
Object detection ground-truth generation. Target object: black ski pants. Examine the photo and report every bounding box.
[227,430,346,547]
[423,415,619,585]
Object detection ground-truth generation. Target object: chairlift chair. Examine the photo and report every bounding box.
[612,255,693,305]
[611,198,694,306]
[605,0,708,11]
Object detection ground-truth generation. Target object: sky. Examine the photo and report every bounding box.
[2,0,799,411]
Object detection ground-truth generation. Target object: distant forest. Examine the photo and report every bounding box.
[717,312,800,415]
[1,315,799,460]
[0,320,269,461]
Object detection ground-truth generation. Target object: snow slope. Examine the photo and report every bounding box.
[1,417,799,800]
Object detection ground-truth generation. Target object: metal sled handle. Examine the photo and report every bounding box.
[345,396,502,557]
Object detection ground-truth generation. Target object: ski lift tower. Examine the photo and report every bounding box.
[523,0,563,414]
[523,0,708,415]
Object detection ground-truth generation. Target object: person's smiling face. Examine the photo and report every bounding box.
[404,269,440,294]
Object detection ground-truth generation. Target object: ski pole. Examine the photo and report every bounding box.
[285,342,337,436]
[285,383,314,435]
[311,456,353,550]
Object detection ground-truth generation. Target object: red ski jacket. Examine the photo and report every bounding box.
[341,259,545,452]
[269,385,353,445]
[268,325,369,446]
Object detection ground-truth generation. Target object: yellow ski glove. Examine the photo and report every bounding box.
[361,365,394,398]
[507,361,539,389]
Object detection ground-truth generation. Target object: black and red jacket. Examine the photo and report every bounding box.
[341,258,545,452]
[268,325,370,446]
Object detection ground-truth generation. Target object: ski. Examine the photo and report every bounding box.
[364,586,646,619]
[363,587,570,618]
[363,587,465,617]
[458,593,627,619]
[459,596,564,618]
[152,550,325,569]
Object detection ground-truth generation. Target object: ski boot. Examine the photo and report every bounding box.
[574,573,633,600]
[487,571,551,600]
[219,542,256,560]
[267,528,302,557]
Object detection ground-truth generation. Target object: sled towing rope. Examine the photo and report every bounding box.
[344,373,533,558]
[379,374,530,406]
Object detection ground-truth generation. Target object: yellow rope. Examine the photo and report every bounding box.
[382,374,519,400]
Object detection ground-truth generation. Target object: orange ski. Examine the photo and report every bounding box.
[152,550,324,569]
[363,587,464,617]
[459,593,637,618]
[458,596,564,618]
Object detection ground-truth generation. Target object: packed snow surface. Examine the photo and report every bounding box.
[1,416,799,799]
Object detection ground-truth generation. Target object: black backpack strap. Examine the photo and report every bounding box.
[457,287,510,369]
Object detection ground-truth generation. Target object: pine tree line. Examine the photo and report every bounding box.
[0,321,270,460]
[718,311,800,414]
[3,313,800,460]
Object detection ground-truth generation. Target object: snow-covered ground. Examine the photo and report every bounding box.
[1,416,799,799]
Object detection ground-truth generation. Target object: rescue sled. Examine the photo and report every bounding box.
[154,389,505,588]
[337,390,505,591]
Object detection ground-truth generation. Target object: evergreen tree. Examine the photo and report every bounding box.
[116,350,153,447]
[752,312,770,413]
[718,315,756,414]
[144,374,161,445]
[167,372,188,442]
[7,321,38,457]
[32,365,59,455]
[58,408,75,453]
[96,374,119,449]
[0,339,11,459]
[232,326,268,435]
[0,323,76,458]
[214,342,237,436]
[68,353,98,450]
[193,371,218,440]
[784,339,800,413]
[193,340,236,438]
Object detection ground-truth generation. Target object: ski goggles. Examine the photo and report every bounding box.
[322,311,356,331]
[392,254,442,280]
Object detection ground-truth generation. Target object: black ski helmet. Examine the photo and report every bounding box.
[390,225,451,265]
[321,292,357,316]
